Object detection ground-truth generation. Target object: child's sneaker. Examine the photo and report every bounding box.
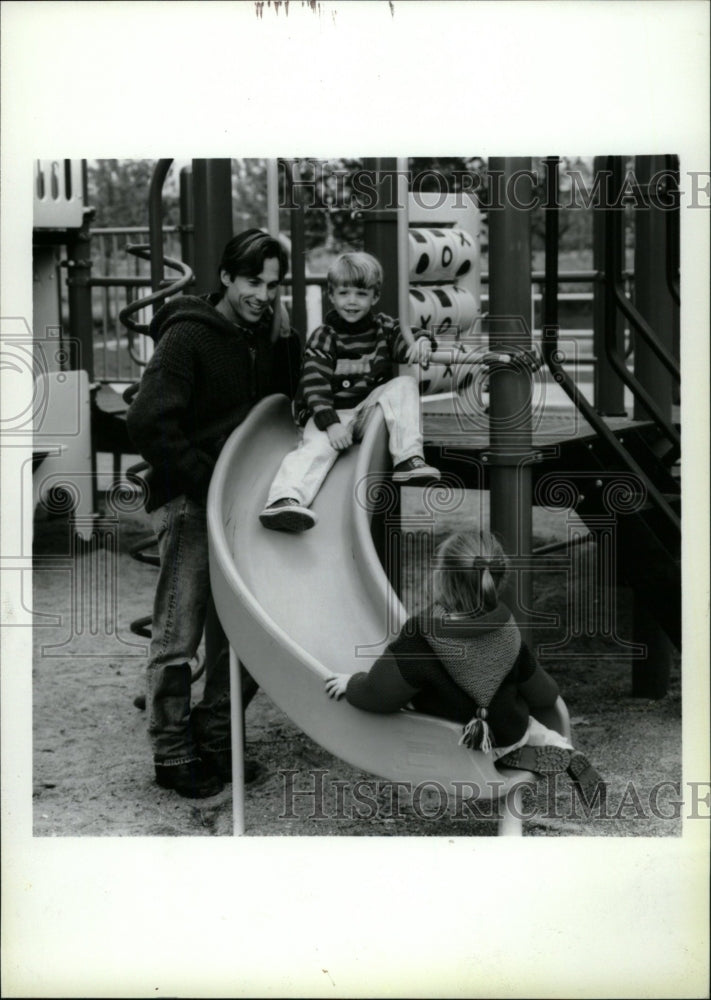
[259,498,317,532]
[392,456,441,484]
[567,750,606,811]
[497,744,572,775]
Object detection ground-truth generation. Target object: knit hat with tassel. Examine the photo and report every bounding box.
[420,602,522,753]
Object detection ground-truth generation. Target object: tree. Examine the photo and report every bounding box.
[86,160,180,228]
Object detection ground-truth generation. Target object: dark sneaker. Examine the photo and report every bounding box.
[154,759,224,798]
[392,456,441,484]
[259,498,317,532]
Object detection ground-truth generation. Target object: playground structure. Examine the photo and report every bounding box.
[31,156,681,833]
[208,393,571,836]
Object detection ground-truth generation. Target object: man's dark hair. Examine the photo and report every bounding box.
[218,229,289,287]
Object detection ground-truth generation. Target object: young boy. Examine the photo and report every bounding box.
[260,251,440,533]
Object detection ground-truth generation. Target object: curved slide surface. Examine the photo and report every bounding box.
[208,395,568,808]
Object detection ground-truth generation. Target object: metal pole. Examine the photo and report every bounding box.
[593,155,626,415]
[66,209,95,380]
[603,158,679,450]
[360,157,402,596]
[631,154,675,698]
[148,159,173,293]
[665,155,681,406]
[285,160,308,342]
[64,206,98,512]
[362,157,399,318]
[632,605,672,699]
[266,159,279,236]
[633,155,675,424]
[487,157,534,646]
[542,157,560,332]
[266,159,284,341]
[191,159,234,295]
[229,646,245,835]
[179,166,195,269]
[81,159,89,207]
[396,156,415,347]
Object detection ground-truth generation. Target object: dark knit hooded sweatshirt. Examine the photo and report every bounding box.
[126,293,301,512]
[345,603,559,748]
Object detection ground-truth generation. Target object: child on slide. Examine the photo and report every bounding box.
[325,529,605,808]
[260,251,440,533]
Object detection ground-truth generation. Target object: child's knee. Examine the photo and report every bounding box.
[386,374,419,396]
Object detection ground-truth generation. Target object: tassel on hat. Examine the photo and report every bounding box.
[459,708,493,754]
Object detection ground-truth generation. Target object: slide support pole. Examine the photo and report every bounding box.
[487,157,534,647]
[230,646,246,836]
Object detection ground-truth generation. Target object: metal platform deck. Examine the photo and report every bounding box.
[423,407,681,452]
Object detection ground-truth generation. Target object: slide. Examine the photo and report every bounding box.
[208,395,569,817]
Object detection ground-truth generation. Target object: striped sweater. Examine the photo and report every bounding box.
[294,310,431,430]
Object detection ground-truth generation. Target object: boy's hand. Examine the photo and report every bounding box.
[405,337,432,367]
[327,422,352,451]
[325,673,351,700]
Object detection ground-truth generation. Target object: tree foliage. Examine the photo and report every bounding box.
[87,160,180,228]
[86,156,599,258]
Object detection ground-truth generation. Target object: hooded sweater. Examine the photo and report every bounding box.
[294,310,432,430]
[345,604,559,748]
[126,293,301,512]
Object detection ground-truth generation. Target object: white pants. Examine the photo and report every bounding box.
[267,375,424,507]
[491,717,574,762]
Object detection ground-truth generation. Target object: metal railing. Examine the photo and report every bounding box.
[79,227,632,387]
[68,226,184,382]
[541,156,680,540]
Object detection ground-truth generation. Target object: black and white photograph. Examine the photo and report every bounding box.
[25,153,685,835]
[2,2,709,997]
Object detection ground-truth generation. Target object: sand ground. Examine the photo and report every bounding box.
[32,484,682,838]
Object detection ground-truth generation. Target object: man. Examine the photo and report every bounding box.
[127,229,301,798]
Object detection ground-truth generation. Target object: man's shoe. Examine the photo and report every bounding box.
[154,759,224,799]
[392,456,441,484]
[201,747,264,785]
[259,498,317,532]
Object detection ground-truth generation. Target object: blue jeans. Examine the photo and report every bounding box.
[148,495,231,764]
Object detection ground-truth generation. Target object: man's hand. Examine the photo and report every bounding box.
[327,421,353,452]
[325,673,351,700]
[270,296,292,343]
[405,337,432,367]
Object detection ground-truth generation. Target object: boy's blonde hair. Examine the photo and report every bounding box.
[327,251,383,295]
[432,530,508,615]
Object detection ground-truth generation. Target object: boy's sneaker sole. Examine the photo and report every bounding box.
[259,505,317,532]
[567,750,606,810]
[498,746,606,810]
[392,467,442,484]
[497,745,572,774]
